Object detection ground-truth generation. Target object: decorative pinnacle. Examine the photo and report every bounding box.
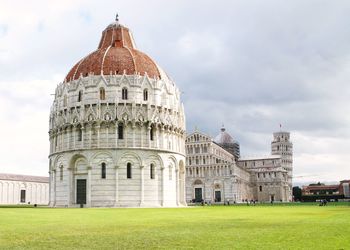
[115,13,119,22]
[221,123,225,132]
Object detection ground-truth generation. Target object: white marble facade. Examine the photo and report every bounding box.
[186,130,293,203]
[49,74,186,207]
[49,20,186,208]
[0,174,49,205]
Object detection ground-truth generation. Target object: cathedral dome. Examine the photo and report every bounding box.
[214,126,235,144]
[65,20,162,82]
[214,126,240,159]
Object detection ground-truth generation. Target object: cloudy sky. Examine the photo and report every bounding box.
[0,0,349,184]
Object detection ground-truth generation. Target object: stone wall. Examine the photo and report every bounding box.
[0,180,49,205]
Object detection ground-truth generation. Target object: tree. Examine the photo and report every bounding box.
[293,186,302,201]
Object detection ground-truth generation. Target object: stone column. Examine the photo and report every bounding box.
[176,168,179,206]
[67,167,73,207]
[115,123,118,147]
[161,166,165,206]
[140,165,145,206]
[223,181,225,203]
[67,127,71,150]
[73,127,76,149]
[160,126,164,149]
[57,130,61,151]
[52,170,56,207]
[132,123,136,147]
[147,126,151,148]
[48,170,51,206]
[124,124,127,147]
[106,125,109,147]
[177,132,180,152]
[182,167,186,205]
[49,134,52,154]
[164,128,168,150]
[89,125,92,148]
[140,124,144,148]
[155,126,159,148]
[81,126,85,149]
[96,124,100,148]
[87,166,92,207]
[114,165,119,206]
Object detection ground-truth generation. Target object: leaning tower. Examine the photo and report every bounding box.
[271,131,293,200]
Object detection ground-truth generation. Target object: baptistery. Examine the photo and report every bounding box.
[49,17,186,207]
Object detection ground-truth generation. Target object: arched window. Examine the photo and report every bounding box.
[122,88,128,100]
[100,87,105,100]
[194,179,202,185]
[150,126,154,141]
[143,89,148,101]
[127,163,132,179]
[78,90,83,102]
[60,166,63,181]
[150,164,155,179]
[77,127,82,141]
[118,124,124,139]
[63,95,67,107]
[55,135,58,148]
[259,185,263,192]
[101,162,106,179]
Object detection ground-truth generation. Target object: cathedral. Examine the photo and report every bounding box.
[48,17,186,207]
[185,127,293,203]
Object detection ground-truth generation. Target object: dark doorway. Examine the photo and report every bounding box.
[270,194,275,202]
[76,179,87,204]
[215,191,221,202]
[20,190,26,203]
[195,188,202,202]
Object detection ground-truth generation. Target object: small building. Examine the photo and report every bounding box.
[301,180,350,201]
[340,180,350,198]
[0,173,49,205]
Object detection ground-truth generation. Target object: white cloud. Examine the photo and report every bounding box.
[0,0,349,184]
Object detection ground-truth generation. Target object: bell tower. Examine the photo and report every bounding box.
[271,131,293,200]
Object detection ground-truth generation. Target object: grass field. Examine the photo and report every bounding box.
[0,203,349,249]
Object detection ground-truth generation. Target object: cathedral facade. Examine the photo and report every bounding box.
[185,127,293,203]
[49,18,186,207]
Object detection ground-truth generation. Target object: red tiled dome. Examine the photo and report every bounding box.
[65,22,161,82]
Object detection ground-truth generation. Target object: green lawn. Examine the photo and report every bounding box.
[0,203,349,249]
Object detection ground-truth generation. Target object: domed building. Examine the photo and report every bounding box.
[214,126,240,159]
[48,17,186,207]
[185,127,292,203]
